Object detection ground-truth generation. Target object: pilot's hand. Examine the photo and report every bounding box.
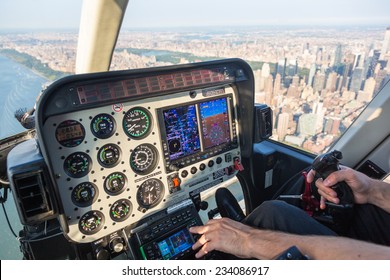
[189,218,252,258]
[307,166,372,209]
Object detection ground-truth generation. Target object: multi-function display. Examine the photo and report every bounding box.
[163,104,201,160]
[159,95,237,170]
[157,228,194,260]
[199,97,230,149]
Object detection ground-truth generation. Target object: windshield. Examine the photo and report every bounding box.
[0,0,390,260]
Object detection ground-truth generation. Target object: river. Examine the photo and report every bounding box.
[0,54,48,259]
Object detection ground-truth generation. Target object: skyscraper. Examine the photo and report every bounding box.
[352,53,365,70]
[366,50,380,79]
[308,64,316,87]
[350,67,364,93]
[381,27,390,58]
[264,75,274,105]
[298,114,318,136]
[273,73,282,96]
[363,77,376,97]
[277,112,290,141]
[325,72,338,92]
[334,43,343,66]
[262,63,271,77]
[313,72,326,92]
[276,58,287,79]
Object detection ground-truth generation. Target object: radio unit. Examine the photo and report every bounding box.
[130,201,202,260]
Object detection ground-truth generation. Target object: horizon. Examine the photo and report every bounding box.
[1,0,390,30]
[0,24,389,34]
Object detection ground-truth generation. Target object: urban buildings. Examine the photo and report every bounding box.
[0,26,389,154]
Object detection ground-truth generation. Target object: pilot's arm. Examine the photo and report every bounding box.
[189,218,390,259]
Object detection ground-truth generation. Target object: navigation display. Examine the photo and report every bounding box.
[157,228,194,259]
[199,98,231,149]
[163,104,201,160]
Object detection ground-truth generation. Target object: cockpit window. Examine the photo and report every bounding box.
[1,0,390,145]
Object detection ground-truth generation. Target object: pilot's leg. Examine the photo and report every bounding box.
[244,200,337,236]
[347,204,390,246]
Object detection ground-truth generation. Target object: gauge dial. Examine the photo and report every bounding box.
[79,210,105,235]
[56,120,85,147]
[71,182,98,207]
[91,114,116,139]
[110,199,132,222]
[136,178,165,209]
[123,107,152,139]
[130,144,159,175]
[98,144,121,168]
[63,152,92,178]
[104,172,127,195]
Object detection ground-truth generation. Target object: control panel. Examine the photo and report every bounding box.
[6,59,256,259]
[130,200,202,260]
[41,86,241,243]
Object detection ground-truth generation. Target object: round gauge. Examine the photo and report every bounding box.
[79,210,105,235]
[136,178,165,209]
[123,107,152,139]
[110,199,132,222]
[104,172,127,195]
[130,144,159,175]
[55,120,85,147]
[91,114,116,139]
[71,182,98,207]
[63,152,92,178]
[98,144,121,168]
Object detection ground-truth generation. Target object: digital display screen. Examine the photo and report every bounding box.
[55,120,85,147]
[163,104,201,160]
[157,228,194,260]
[199,98,231,149]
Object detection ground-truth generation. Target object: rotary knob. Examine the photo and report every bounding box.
[110,237,125,253]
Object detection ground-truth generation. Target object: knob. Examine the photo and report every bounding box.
[110,237,124,253]
[181,170,188,178]
[96,248,110,260]
[199,201,208,211]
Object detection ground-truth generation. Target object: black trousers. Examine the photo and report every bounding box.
[244,200,390,246]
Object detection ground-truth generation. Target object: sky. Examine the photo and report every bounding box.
[0,0,390,30]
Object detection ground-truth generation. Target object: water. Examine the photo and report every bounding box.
[0,55,47,259]
[0,55,47,139]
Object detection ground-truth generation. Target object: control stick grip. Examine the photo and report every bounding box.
[312,150,354,206]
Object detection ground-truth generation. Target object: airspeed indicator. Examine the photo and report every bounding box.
[123,107,152,139]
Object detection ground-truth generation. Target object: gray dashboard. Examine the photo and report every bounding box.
[34,59,255,244]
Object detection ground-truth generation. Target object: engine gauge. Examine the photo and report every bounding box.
[55,120,85,147]
[104,172,127,195]
[71,182,98,207]
[98,144,121,168]
[136,178,165,209]
[79,210,105,235]
[130,144,159,175]
[90,113,116,139]
[110,199,132,222]
[63,152,92,178]
[123,107,152,139]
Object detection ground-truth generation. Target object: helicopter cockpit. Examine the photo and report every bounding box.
[4,58,272,259]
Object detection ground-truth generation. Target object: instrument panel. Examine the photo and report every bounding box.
[42,86,241,243]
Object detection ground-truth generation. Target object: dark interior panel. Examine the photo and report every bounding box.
[251,140,314,205]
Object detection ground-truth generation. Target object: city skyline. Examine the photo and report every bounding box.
[1,25,389,154]
[1,0,390,30]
